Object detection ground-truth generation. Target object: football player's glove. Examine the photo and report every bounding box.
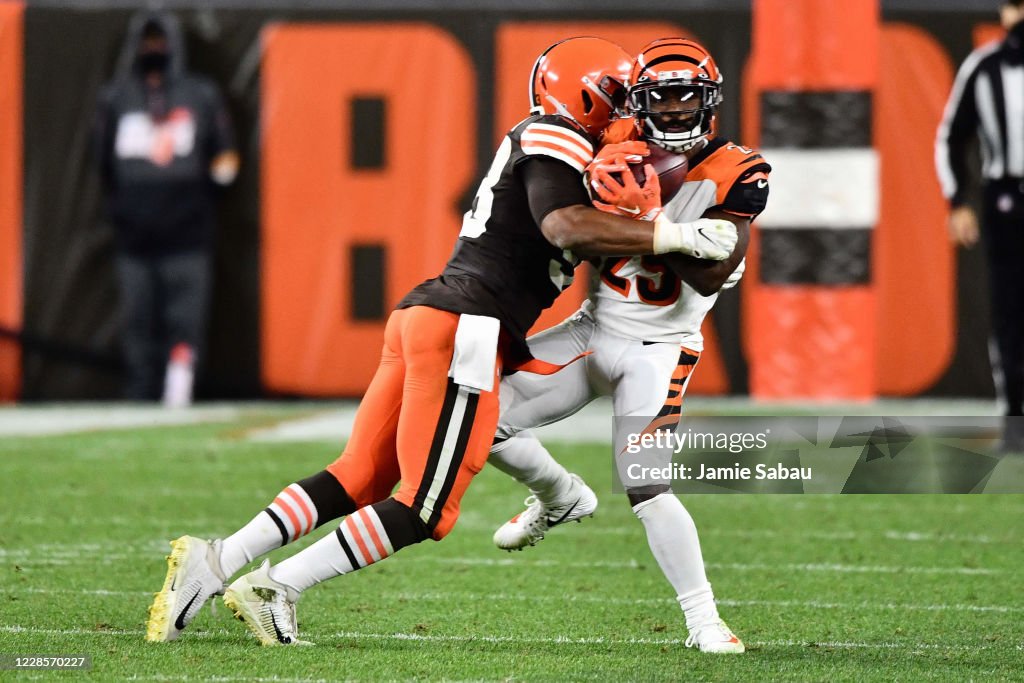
[653,215,737,260]
[590,164,663,221]
[587,140,650,171]
[586,141,662,220]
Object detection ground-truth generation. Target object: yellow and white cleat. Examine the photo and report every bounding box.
[685,619,745,654]
[223,560,311,646]
[146,536,226,642]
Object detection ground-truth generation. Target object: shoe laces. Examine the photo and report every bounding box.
[685,620,731,648]
[517,496,550,542]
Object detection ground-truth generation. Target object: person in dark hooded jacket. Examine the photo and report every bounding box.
[94,11,238,405]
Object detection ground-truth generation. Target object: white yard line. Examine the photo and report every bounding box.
[246,400,617,444]
[0,399,1006,446]
[1,525,1014,553]
[123,677,332,683]
[0,404,242,437]
[406,556,1002,575]
[0,549,1002,575]
[245,398,1003,443]
[124,677,334,683]
[0,624,1016,652]
[13,509,1024,534]
[0,554,1002,575]
[4,587,1020,614]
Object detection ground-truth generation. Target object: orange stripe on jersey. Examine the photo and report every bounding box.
[521,139,591,169]
[345,516,376,565]
[671,361,697,382]
[664,389,683,408]
[521,131,592,159]
[283,487,313,534]
[671,365,695,383]
[644,414,680,435]
[521,122,594,170]
[272,496,303,541]
[687,142,768,207]
[358,508,388,559]
[523,122,593,156]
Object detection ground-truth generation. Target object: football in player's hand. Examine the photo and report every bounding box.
[610,143,689,203]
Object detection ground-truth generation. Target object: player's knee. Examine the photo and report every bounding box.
[428,518,457,541]
[295,470,358,527]
[627,485,672,508]
[492,422,521,449]
[373,498,432,549]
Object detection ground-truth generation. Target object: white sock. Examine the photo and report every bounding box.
[220,483,319,577]
[488,432,574,504]
[270,506,395,593]
[632,493,719,627]
[678,584,719,632]
[270,530,355,593]
[220,511,285,577]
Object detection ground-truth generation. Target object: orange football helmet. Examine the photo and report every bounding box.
[529,37,632,137]
[628,38,723,152]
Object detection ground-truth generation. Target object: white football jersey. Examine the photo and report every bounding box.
[590,138,770,349]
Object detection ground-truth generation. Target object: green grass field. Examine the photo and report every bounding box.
[1,406,1022,681]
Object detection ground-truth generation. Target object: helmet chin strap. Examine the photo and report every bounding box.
[644,119,705,153]
[652,138,700,153]
[544,93,574,121]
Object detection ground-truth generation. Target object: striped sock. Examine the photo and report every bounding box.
[269,498,429,592]
[219,471,356,577]
[266,483,318,544]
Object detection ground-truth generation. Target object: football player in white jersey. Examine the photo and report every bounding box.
[487,38,770,654]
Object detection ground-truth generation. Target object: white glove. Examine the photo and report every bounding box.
[721,257,746,289]
[652,216,738,260]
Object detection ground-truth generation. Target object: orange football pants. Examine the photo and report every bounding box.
[326,306,501,540]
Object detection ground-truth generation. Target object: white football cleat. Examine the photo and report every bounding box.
[223,560,311,646]
[146,536,226,642]
[685,619,745,654]
[493,473,597,551]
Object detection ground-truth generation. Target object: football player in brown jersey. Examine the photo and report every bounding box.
[146,37,742,647]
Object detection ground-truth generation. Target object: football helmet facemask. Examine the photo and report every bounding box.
[628,38,723,153]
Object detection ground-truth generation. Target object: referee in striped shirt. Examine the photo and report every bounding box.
[936,0,1024,452]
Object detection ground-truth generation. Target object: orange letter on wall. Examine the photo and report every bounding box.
[874,24,956,395]
[0,2,24,402]
[261,24,475,395]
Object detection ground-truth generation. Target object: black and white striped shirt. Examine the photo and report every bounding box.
[936,21,1024,207]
